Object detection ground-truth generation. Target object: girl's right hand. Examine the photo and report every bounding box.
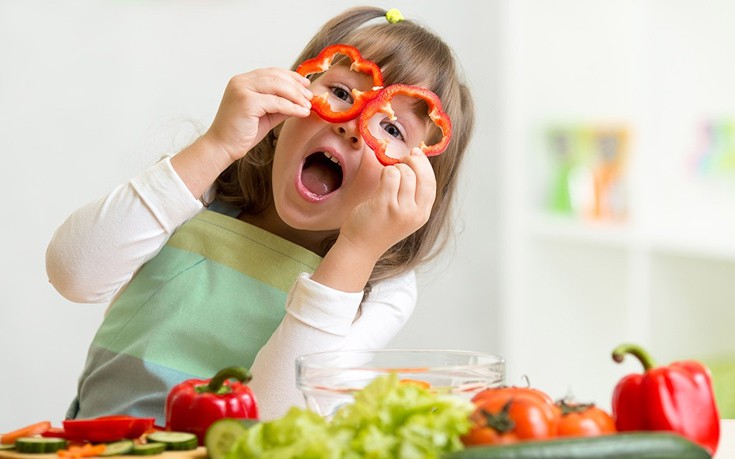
[204,68,313,163]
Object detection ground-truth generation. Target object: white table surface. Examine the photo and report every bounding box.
[715,419,734,459]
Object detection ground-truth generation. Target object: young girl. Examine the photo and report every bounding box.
[46,6,475,422]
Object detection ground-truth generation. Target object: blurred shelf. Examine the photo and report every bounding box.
[528,212,735,263]
[527,212,636,249]
[647,231,735,263]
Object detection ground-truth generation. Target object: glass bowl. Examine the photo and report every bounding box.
[296,348,505,418]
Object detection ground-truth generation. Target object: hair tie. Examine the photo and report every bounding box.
[386,8,404,24]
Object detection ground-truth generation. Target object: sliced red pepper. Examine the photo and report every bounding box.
[611,343,721,455]
[62,416,154,443]
[41,428,69,439]
[358,84,452,166]
[296,44,384,123]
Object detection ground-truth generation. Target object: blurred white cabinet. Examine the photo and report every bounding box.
[496,0,735,412]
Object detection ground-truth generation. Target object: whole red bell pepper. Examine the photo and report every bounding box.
[611,343,720,455]
[165,366,258,445]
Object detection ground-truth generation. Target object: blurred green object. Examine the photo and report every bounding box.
[546,127,578,215]
[543,124,629,220]
[703,357,735,419]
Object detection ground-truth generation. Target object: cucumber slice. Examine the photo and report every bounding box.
[204,419,253,459]
[146,432,198,451]
[0,444,16,451]
[100,439,134,456]
[131,443,167,456]
[15,437,67,453]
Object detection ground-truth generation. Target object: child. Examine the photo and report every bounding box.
[46,6,475,422]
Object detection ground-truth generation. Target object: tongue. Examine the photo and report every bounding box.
[302,161,339,196]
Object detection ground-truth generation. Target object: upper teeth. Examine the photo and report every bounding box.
[323,152,340,164]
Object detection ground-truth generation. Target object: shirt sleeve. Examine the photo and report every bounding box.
[46,157,204,303]
[248,270,417,420]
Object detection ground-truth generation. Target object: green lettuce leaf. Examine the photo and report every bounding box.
[227,373,474,459]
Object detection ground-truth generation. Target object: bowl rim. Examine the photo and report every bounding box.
[295,348,505,372]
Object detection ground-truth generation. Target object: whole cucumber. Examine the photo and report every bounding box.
[443,432,711,459]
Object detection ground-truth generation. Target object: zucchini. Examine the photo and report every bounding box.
[100,439,134,456]
[443,433,711,459]
[14,437,67,453]
[131,443,167,456]
[204,419,256,459]
[146,432,198,451]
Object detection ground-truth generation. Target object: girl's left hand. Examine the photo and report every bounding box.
[310,148,435,293]
[341,148,437,259]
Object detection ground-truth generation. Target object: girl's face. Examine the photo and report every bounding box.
[271,64,430,232]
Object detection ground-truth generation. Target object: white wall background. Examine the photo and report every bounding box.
[0,1,500,430]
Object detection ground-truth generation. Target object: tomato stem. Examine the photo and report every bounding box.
[481,400,516,433]
[556,399,595,416]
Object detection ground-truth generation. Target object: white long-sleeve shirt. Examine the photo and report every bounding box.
[46,157,417,420]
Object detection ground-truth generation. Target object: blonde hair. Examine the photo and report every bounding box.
[215,6,475,288]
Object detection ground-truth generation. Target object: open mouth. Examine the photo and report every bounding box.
[300,151,344,198]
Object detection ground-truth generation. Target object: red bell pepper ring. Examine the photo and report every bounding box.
[611,343,720,455]
[358,83,452,166]
[62,416,154,443]
[296,44,384,123]
[165,366,258,445]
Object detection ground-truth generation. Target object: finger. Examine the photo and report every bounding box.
[255,93,312,119]
[290,70,313,89]
[392,163,418,206]
[400,148,437,208]
[254,67,312,90]
[270,68,314,98]
[236,69,313,109]
[376,166,402,206]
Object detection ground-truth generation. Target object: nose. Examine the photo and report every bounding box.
[333,120,364,150]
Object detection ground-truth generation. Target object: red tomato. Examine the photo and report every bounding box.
[461,426,519,446]
[473,386,555,408]
[554,400,616,437]
[462,387,558,446]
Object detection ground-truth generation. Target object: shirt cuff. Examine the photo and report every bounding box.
[285,273,364,336]
[130,157,204,233]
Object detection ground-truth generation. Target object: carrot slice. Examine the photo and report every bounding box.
[399,378,431,390]
[1,420,52,445]
[57,443,107,458]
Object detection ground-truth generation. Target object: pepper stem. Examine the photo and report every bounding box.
[206,366,252,393]
[611,343,656,371]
